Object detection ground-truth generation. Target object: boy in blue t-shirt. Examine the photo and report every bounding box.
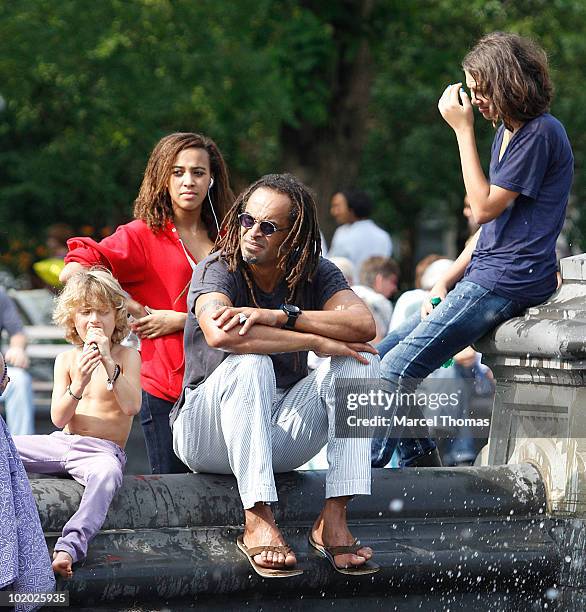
[372,32,573,468]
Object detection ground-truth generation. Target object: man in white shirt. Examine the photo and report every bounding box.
[328,189,392,276]
[352,256,399,343]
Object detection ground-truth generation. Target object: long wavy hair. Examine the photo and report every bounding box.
[462,32,553,130]
[215,173,321,307]
[133,132,234,240]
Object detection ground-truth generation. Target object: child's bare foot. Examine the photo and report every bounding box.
[52,551,73,578]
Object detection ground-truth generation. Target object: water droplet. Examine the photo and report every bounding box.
[543,586,559,601]
[389,498,404,512]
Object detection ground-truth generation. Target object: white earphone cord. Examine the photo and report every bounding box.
[208,187,220,234]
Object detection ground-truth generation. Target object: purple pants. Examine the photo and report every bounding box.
[13,431,126,563]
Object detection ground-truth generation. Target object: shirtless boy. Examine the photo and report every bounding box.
[13,268,141,577]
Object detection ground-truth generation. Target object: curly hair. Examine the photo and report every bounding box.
[133,132,234,240]
[462,32,553,130]
[214,173,321,307]
[53,267,130,345]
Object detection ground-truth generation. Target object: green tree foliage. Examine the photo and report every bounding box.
[0,0,585,277]
[0,0,289,237]
[364,0,586,261]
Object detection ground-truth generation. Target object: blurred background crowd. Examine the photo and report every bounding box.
[1,1,585,470]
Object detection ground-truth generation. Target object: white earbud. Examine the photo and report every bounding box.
[209,177,214,189]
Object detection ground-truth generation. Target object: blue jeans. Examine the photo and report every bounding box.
[1,367,35,435]
[372,281,528,468]
[441,361,495,466]
[374,314,436,467]
[140,391,190,474]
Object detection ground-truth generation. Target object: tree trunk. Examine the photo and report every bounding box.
[279,0,375,243]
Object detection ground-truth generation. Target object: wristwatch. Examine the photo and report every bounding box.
[281,304,302,330]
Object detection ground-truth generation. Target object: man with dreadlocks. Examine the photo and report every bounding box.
[170,173,380,577]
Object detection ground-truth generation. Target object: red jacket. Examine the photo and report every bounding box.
[65,220,195,403]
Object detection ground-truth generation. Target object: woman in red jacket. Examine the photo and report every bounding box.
[60,132,234,473]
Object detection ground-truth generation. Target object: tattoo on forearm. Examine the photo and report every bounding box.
[196,299,229,320]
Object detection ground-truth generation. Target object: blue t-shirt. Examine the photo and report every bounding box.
[465,113,574,305]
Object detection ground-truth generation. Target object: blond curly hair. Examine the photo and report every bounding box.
[53,267,130,345]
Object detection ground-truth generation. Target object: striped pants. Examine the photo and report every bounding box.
[172,352,379,509]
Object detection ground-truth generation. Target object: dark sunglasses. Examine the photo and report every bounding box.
[238,212,290,237]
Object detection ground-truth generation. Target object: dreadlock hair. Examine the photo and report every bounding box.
[215,173,322,307]
[462,32,553,131]
[133,132,234,240]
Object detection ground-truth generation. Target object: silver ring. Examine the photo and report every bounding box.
[239,313,248,324]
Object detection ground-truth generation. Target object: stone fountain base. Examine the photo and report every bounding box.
[33,466,559,611]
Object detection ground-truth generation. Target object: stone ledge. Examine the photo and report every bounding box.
[31,464,547,532]
[30,465,560,605]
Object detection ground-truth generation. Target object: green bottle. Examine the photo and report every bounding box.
[429,297,454,368]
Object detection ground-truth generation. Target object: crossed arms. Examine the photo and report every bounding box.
[196,290,377,364]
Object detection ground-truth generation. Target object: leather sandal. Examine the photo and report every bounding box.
[236,535,303,578]
[308,534,379,575]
